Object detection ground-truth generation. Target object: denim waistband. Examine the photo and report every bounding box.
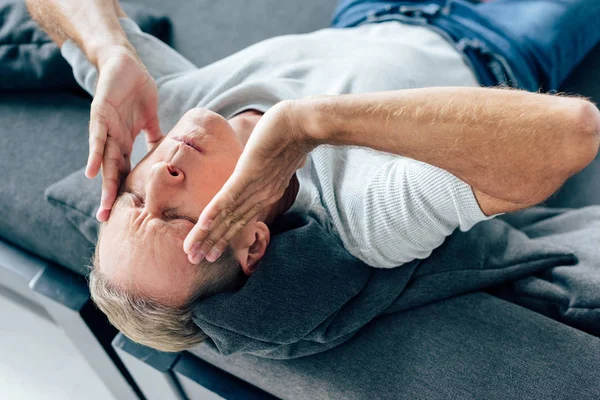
[331,0,536,90]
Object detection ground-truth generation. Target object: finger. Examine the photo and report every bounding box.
[204,202,264,263]
[183,173,256,255]
[201,169,295,262]
[117,119,134,176]
[144,115,164,151]
[141,84,163,150]
[183,179,241,254]
[96,207,112,223]
[86,114,108,179]
[187,189,268,264]
[191,207,244,263]
[99,138,124,216]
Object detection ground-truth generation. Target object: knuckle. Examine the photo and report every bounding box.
[203,237,216,248]
[91,133,106,146]
[223,211,241,228]
[105,154,122,164]
[91,102,108,118]
[103,177,119,188]
[251,200,265,215]
[216,238,229,249]
[262,190,280,206]
[253,200,265,213]
[223,190,240,206]
[91,149,104,158]
[190,228,207,242]
[233,220,248,235]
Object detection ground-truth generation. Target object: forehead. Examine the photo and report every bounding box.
[99,198,195,304]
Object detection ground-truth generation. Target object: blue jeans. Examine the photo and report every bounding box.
[332,0,600,92]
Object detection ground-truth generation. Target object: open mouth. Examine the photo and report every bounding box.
[172,136,203,153]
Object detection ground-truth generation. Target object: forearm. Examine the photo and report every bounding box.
[298,87,600,207]
[26,0,132,66]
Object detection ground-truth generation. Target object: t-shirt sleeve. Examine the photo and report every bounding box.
[342,158,497,268]
[60,18,196,97]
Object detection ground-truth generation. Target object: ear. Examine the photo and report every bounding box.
[232,221,270,276]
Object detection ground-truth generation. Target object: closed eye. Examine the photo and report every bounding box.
[125,189,197,224]
[163,211,198,225]
[126,190,145,207]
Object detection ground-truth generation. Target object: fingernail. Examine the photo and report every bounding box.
[206,248,221,263]
[190,249,206,264]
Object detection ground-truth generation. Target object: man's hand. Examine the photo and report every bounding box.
[26,0,163,220]
[183,101,314,264]
[88,46,163,222]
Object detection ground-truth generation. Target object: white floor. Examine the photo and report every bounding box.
[0,295,116,400]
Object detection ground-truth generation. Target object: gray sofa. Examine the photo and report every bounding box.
[2,0,600,399]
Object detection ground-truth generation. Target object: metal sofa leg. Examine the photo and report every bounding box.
[112,332,278,400]
[173,352,279,400]
[29,262,143,400]
[112,333,187,400]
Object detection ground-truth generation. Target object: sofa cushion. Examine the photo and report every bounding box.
[0,91,95,275]
[0,0,171,91]
[189,293,600,399]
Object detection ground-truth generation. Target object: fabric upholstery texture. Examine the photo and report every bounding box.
[190,293,600,400]
[0,0,171,91]
[0,92,94,274]
[191,206,600,359]
[3,0,600,397]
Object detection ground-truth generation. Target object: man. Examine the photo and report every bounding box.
[27,0,600,352]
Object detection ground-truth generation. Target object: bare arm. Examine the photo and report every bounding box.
[26,0,132,65]
[297,87,600,215]
[183,88,600,263]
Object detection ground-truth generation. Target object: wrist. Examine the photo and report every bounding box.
[87,38,137,67]
[290,96,336,146]
[93,42,142,70]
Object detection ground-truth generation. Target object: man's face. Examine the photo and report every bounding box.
[98,108,243,306]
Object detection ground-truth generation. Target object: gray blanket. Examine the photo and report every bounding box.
[193,206,600,359]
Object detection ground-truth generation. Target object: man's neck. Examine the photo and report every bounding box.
[228,109,300,224]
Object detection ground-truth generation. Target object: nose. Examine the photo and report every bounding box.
[147,162,184,197]
[145,162,184,213]
[149,162,184,185]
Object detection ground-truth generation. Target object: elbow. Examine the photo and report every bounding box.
[562,99,600,175]
[513,100,600,208]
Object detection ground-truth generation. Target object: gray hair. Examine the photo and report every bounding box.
[88,231,244,353]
